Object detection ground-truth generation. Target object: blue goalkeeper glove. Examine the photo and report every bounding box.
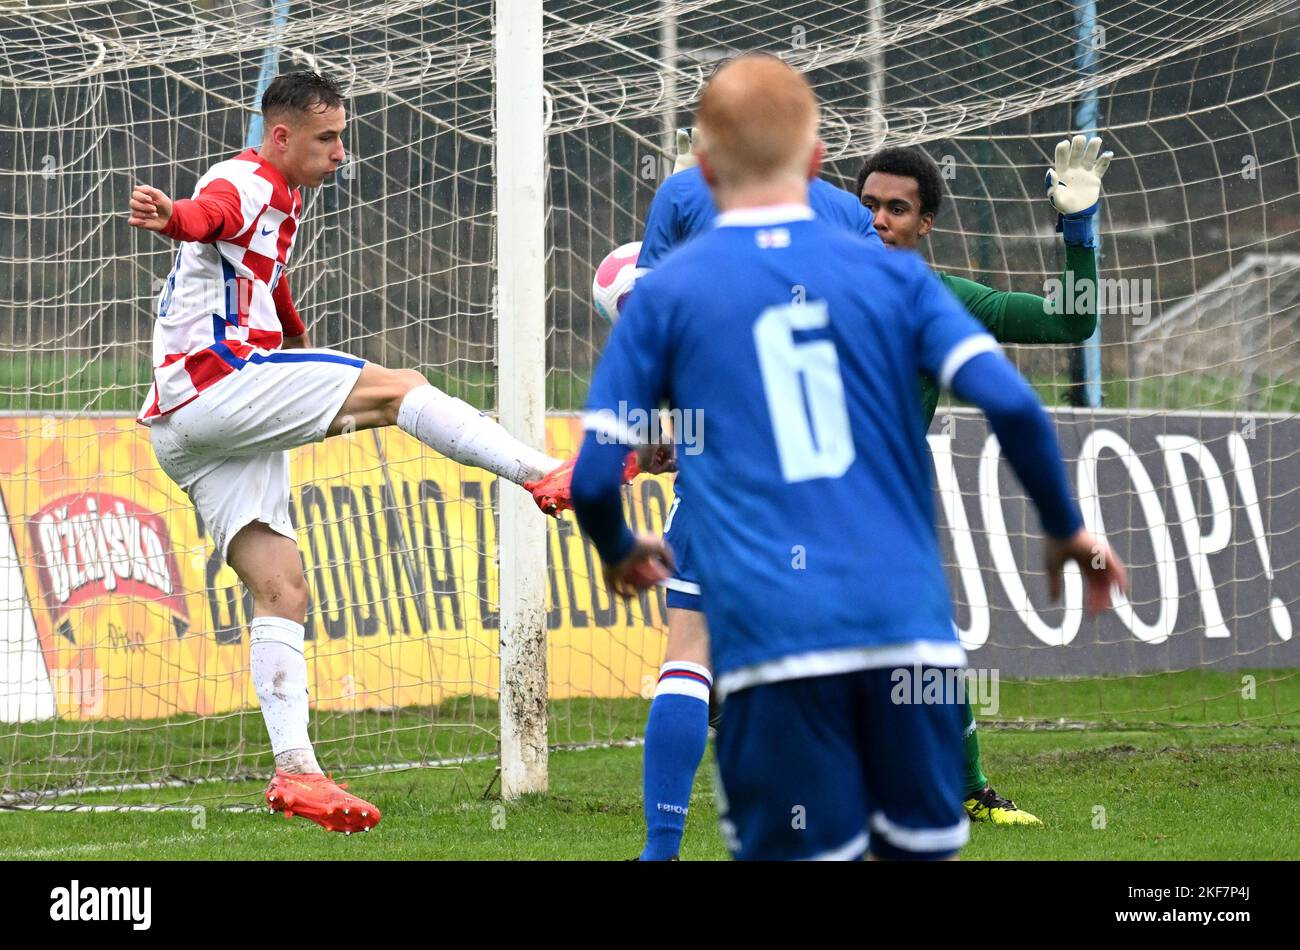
[1045,134,1113,247]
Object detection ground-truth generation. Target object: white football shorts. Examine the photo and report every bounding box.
[149,348,365,562]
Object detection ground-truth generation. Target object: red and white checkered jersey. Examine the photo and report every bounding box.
[138,148,306,423]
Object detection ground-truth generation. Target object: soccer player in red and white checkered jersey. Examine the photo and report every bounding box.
[129,71,565,834]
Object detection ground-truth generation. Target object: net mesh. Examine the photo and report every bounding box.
[0,0,1297,805]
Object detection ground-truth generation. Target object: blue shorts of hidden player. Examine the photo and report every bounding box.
[661,495,701,612]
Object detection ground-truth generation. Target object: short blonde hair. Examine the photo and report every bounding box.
[695,53,818,187]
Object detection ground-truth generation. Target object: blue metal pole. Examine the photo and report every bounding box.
[245,0,291,149]
[1073,0,1102,407]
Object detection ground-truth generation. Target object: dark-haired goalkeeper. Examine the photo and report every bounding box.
[856,136,1113,825]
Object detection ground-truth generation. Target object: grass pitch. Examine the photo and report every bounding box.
[2,669,1299,860]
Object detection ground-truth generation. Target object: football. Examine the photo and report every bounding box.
[592,241,643,323]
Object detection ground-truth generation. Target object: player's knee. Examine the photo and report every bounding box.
[279,572,310,621]
[252,571,309,623]
[666,608,711,666]
[385,368,429,423]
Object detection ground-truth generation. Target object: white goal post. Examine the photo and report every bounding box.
[495,0,550,799]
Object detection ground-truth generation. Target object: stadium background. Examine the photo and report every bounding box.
[1,2,1296,408]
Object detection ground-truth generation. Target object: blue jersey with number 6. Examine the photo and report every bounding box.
[639,166,881,511]
[584,206,993,679]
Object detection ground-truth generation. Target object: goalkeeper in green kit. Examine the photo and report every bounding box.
[855,134,1113,824]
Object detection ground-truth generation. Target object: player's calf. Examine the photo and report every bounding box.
[332,363,566,502]
[634,518,718,859]
[640,658,712,861]
[228,525,325,776]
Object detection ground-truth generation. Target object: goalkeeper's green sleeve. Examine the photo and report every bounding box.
[940,242,1098,345]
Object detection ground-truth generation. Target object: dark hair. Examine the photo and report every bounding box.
[261,70,345,122]
[855,147,945,218]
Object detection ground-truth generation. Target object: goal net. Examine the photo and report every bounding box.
[0,0,1297,809]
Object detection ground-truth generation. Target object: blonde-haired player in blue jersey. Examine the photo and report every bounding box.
[524,122,885,860]
[602,128,1113,854]
[570,53,1126,860]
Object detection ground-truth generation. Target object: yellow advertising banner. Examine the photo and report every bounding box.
[0,416,672,720]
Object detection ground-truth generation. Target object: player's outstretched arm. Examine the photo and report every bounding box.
[948,349,1127,613]
[129,179,244,243]
[952,134,1112,345]
[571,277,675,590]
[1035,133,1113,339]
[572,433,673,593]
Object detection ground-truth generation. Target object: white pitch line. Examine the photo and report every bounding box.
[0,830,242,860]
[0,738,645,808]
[0,803,264,814]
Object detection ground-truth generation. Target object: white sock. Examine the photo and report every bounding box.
[396,384,558,484]
[250,615,321,775]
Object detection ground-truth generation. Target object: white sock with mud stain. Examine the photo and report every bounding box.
[396,383,558,485]
[250,615,321,775]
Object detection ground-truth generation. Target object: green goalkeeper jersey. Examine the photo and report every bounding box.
[919,242,1098,427]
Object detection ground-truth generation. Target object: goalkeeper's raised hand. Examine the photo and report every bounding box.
[672,127,698,175]
[1044,134,1113,246]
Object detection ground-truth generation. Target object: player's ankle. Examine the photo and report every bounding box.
[275,748,322,775]
[529,457,564,482]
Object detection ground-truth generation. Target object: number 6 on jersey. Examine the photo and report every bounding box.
[753,301,856,483]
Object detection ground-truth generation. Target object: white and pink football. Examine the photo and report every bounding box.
[592,241,644,324]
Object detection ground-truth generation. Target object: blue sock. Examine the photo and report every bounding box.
[641,662,712,861]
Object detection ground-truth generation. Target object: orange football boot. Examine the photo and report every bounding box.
[264,769,380,835]
[525,457,575,516]
[525,451,641,516]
